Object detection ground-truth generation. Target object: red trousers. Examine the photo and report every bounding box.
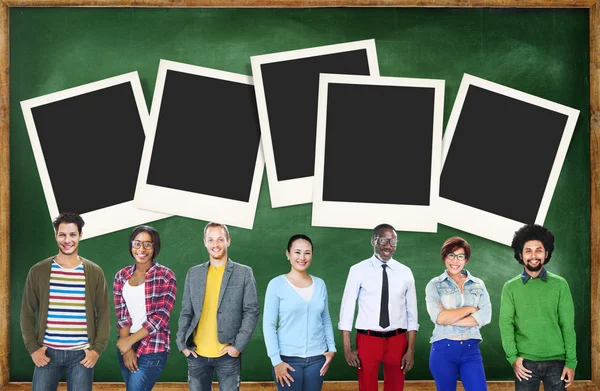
[356,332,408,391]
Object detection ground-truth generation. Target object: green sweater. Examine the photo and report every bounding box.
[499,269,577,369]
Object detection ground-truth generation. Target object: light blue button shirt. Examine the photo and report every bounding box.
[425,270,492,343]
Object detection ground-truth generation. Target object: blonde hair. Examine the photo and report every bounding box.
[203,222,230,240]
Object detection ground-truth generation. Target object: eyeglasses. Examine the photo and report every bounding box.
[375,237,399,246]
[447,253,466,261]
[132,240,153,250]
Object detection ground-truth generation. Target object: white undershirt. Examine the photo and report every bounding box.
[448,292,468,341]
[285,278,314,302]
[123,281,147,333]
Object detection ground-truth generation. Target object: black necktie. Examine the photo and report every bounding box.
[379,264,390,328]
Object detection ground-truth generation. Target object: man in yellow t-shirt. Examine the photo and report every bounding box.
[176,222,260,391]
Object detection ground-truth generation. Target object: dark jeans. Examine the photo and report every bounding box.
[32,347,93,391]
[515,359,567,391]
[187,353,241,391]
[429,339,487,391]
[272,355,326,391]
[117,350,168,391]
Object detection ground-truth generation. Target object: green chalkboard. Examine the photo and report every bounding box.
[10,7,590,382]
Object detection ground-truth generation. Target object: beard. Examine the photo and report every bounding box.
[525,260,543,272]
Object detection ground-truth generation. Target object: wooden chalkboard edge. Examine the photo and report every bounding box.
[0,0,9,388]
[0,380,598,390]
[0,0,596,8]
[589,1,600,389]
[0,1,597,390]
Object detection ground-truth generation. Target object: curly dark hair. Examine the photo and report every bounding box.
[511,224,555,264]
[52,212,85,234]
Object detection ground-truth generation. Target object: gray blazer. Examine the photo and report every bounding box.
[176,259,260,353]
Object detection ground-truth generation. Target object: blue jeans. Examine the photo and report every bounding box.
[429,339,487,391]
[32,347,93,391]
[272,355,326,391]
[187,353,241,391]
[514,359,567,391]
[117,350,168,391]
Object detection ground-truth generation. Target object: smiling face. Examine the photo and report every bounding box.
[55,222,81,256]
[286,239,313,273]
[372,228,397,261]
[521,240,547,273]
[444,247,467,277]
[204,226,230,261]
[132,231,154,266]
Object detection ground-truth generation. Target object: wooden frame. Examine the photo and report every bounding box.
[0,1,597,390]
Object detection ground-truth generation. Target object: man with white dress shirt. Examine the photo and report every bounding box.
[339,223,419,391]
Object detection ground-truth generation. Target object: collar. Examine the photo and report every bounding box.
[370,255,396,271]
[440,269,475,283]
[123,261,157,278]
[521,267,547,284]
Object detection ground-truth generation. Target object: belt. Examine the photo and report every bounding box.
[356,328,407,338]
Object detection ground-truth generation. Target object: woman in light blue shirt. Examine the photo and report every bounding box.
[425,236,491,391]
[263,234,336,390]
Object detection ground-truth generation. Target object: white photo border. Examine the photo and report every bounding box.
[20,72,168,240]
[312,73,444,232]
[438,73,580,246]
[251,39,380,208]
[133,59,264,230]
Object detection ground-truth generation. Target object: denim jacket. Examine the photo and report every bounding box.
[425,270,492,343]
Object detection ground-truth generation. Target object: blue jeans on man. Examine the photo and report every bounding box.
[515,360,567,391]
[117,350,168,391]
[272,355,326,391]
[32,347,93,391]
[187,353,241,391]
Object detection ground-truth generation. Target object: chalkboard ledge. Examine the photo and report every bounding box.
[0,381,597,390]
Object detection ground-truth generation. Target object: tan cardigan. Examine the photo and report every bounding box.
[20,256,110,355]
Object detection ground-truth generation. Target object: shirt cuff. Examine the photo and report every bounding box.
[471,311,484,326]
[117,319,132,330]
[270,354,283,366]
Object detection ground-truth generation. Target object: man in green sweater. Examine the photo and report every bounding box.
[499,224,576,390]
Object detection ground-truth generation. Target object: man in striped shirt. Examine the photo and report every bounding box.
[20,212,110,391]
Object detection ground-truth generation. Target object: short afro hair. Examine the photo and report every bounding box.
[511,224,555,264]
[372,223,396,240]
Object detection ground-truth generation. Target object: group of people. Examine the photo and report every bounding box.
[20,212,577,391]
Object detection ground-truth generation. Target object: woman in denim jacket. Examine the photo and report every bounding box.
[425,237,492,391]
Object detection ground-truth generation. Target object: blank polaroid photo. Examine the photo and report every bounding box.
[438,74,580,245]
[134,60,264,229]
[312,74,445,232]
[20,72,168,240]
[251,40,379,208]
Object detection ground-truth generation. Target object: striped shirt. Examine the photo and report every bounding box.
[43,260,89,350]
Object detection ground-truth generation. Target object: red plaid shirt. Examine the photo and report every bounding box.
[113,262,177,356]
